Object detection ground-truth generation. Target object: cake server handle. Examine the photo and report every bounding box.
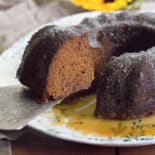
[0,86,60,130]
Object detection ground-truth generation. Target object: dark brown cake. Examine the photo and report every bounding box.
[95,23,155,119]
[96,48,155,119]
[18,11,155,119]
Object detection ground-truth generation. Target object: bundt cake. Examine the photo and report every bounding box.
[17,11,155,119]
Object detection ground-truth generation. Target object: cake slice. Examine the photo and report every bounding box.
[17,26,103,103]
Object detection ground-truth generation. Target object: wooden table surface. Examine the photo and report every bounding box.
[11,133,155,155]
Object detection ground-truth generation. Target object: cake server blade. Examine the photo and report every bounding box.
[0,86,60,130]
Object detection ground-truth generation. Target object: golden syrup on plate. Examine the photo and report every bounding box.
[51,95,155,137]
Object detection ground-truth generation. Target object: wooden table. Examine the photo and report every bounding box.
[12,133,155,155]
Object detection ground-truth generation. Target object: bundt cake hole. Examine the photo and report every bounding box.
[98,24,155,57]
[46,35,95,100]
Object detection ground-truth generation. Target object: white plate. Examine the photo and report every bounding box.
[1,11,155,146]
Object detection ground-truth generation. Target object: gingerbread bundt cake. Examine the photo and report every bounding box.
[18,11,155,119]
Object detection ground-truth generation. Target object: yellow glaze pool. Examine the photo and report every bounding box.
[51,95,155,138]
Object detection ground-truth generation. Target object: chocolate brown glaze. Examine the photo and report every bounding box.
[96,48,155,119]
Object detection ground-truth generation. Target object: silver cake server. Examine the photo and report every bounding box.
[0,86,60,130]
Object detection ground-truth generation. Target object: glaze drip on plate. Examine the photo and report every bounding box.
[51,95,155,137]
